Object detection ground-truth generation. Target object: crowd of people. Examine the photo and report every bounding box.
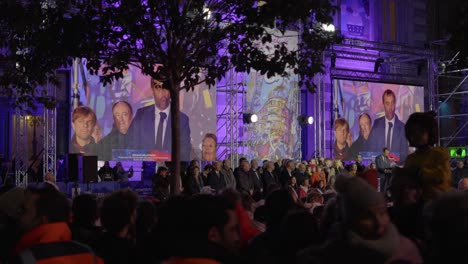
[0,111,468,264]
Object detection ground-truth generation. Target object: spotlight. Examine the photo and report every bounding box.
[298,115,314,125]
[321,23,335,32]
[243,113,258,124]
[374,58,384,73]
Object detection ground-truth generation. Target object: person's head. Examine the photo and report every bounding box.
[72,194,98,227]
[290,176,297,186]
[334,118,350,148]
[298,163,306,173]
[286,160,295,171]
[458,178,468,192]
[382,147,389,157]
[458,161,465,169]
[356,155,362,163]
[382,89,396,120]
[405,111,438,148]
[151,78,171,110]
[318,180,325,189]
[358,113,372,140]
[350,163,357,172]
[44,172,55,182]
[115,161,122,168]
[189,195,240,253]
[20,187,70,232]
[112,101,133,134]
[370,162,377,170]
[213,161,222,171]
[203,164,214,174]
[157,166,169,177]
[238,157,247,167]
[300,178,310,188]
[250,159,258,170]
[266,161,275,172]
[241,160,250,172]
[309,159,317,165]
[100,189,139,236]
[72,106,97,143]
[223,159,231,169]
[191,166,200,177]
[202,133,217,161]
[104,161,110,167]
[335,176,389,240]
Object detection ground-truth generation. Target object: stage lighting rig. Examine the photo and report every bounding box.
[298,115,314,125]
[243,113,258,124]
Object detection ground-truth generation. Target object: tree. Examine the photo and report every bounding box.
[0,0,340,193]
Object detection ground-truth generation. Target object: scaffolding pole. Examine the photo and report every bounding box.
[43,82,57,178]
[14,108,28,187]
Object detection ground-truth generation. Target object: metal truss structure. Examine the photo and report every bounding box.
[436,69,468,147]
[14,108,28,187]
[312,73,327,158]
[43,82,57,178]
[216,69,246,167]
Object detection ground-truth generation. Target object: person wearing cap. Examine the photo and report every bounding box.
[298,176,422,264]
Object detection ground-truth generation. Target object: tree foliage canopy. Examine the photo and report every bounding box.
[0,0,340,108]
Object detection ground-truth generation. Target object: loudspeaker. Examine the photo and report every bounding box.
[82,156,98,183]
[66,153,82,182]
[66,154,98,183]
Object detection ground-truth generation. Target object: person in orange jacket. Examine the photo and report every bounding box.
[11,187,103,263]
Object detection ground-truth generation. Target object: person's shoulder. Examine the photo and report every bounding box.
[98,131,115,145]
[179,111,189,120]
[135,105,154,115]
[374,116,385,123]
[395,115,405,126]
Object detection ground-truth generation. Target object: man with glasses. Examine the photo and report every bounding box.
[126,78,191,161]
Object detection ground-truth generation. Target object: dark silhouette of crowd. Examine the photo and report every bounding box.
[1,111,468,264]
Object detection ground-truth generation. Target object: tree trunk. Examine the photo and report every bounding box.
[169,83,181,194]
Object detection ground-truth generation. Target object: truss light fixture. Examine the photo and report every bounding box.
[243,113,258,124]
[298,115,314,125]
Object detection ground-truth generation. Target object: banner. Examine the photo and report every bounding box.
[245,29,301,161]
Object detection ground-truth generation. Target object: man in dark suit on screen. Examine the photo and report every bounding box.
[126,78,191,161]
[368,89,408,163]
[375,148,393,195]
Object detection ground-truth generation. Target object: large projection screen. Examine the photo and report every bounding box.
[69,64,217,162]
[333,80,425,163]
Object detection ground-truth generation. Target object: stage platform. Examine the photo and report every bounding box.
[29,180,153,198]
